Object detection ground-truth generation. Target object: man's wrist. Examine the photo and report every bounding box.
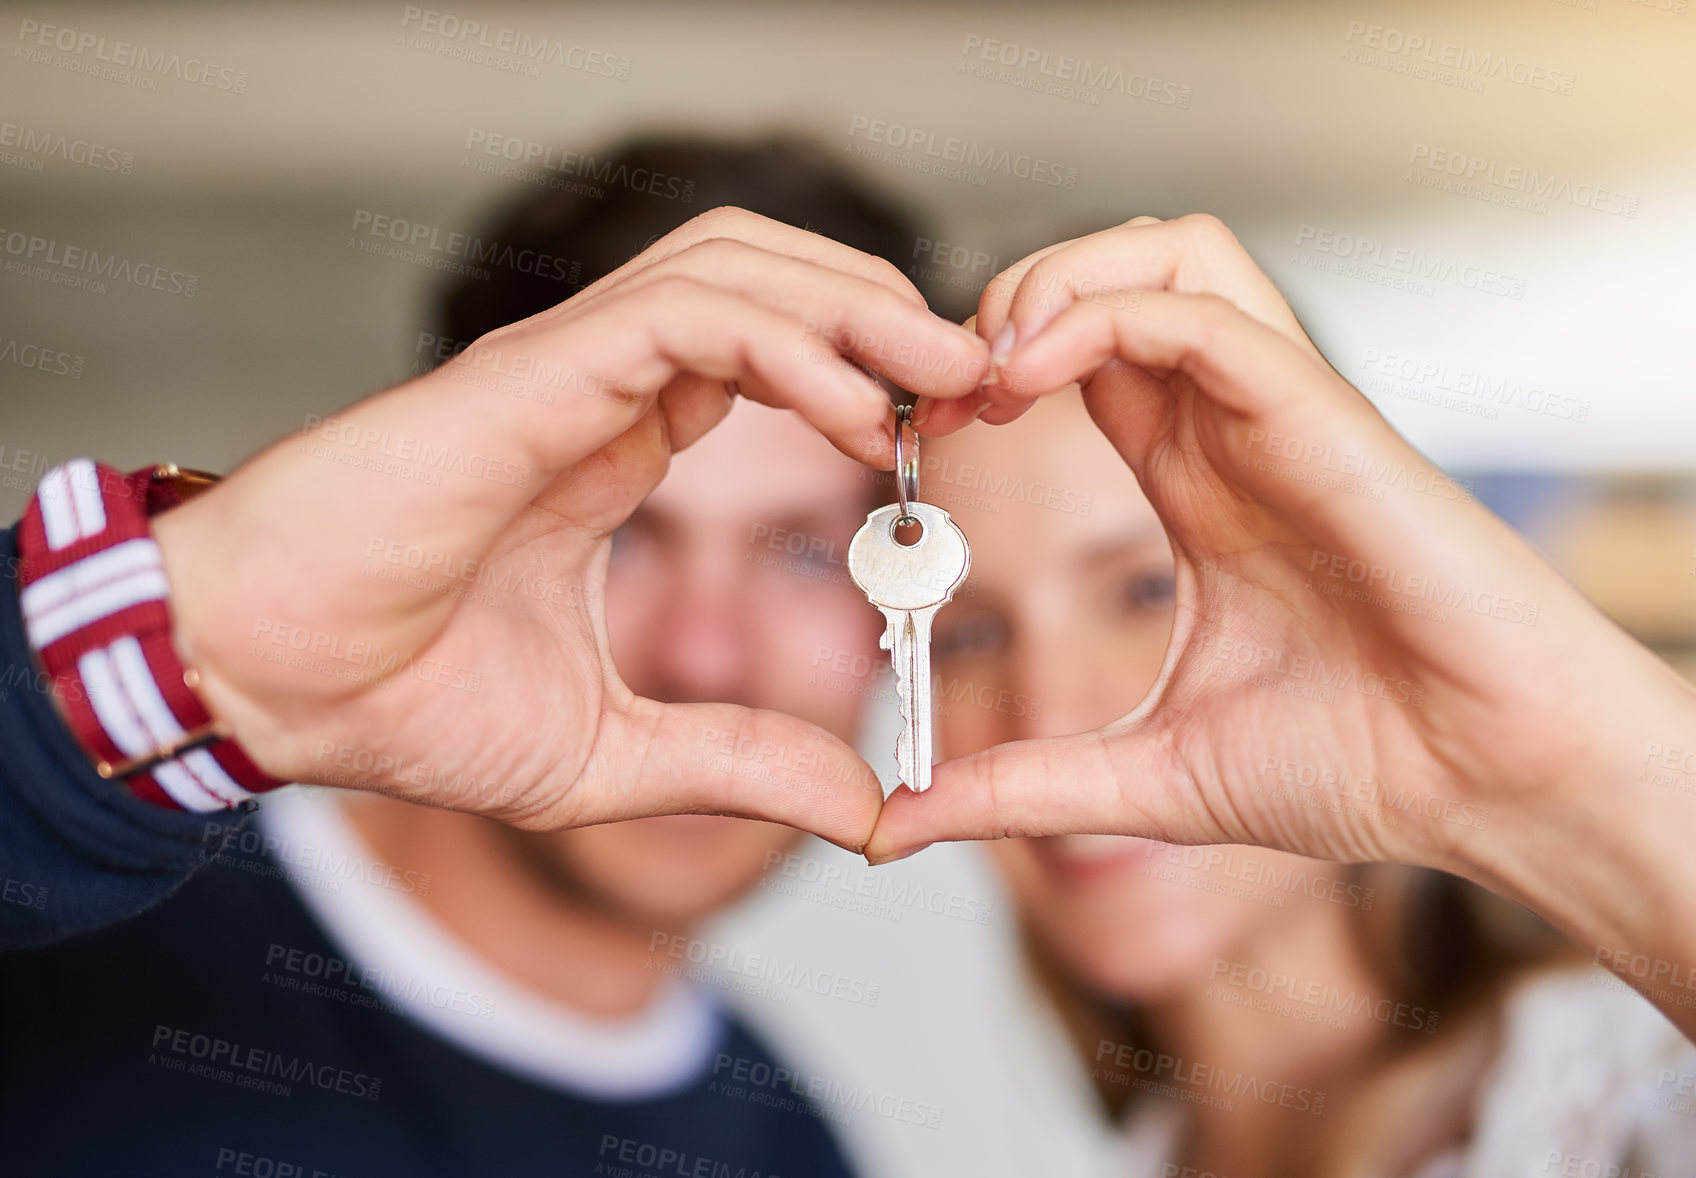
[148,490,304,789]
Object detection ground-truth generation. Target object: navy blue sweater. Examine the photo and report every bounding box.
[0,526,856,1177]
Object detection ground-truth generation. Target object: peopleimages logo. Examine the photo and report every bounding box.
[1360,349,1590,425]
[0,875,47,911]
[910,453,1095,516]
[1407,143,1639,219]
[1204,631,1426,707]
[397,6,631,79]
[1245,424,1473,504]
[712,1052,945,1130]
[149,1024,382,1101]
[461,130,694,201]
[15,19,249,92]
[1340,20,1576,96]
[206,823,435,896]
[846,116,1078,189]
[1293,224,1526,300]
[761,848,996,925]
[349,210,582,284]
[0,121,135,174]
[1094,1038,1326,1114]
[1208,959,1440,1033]
[213,1147,351,1178]
[0,337,84,379]
[647,932,881,1007]
[264,943,496,1020]
[1152,845,1376,910]
[1306,548,1540,626]
[0,227,199,297]
[300,413,533,488]
[1258,755,1491,832]
[956,33,1193,109]
[596,1136,781,1178]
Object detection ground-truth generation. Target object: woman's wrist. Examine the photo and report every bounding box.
[1456,638,1696,1022]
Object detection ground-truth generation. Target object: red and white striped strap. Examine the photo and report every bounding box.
[14,459,285,811]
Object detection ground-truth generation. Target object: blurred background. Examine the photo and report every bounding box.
[3,2,1694,1172]
[5,2,1696,609]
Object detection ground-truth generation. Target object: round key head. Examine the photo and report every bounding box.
[847,502,972,611]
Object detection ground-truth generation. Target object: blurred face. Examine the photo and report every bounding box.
[932,393,1287,1002]
[504,401,882,927]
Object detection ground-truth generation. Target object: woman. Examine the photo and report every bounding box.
[916,223,1696,1174]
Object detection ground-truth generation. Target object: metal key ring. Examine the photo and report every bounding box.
[894,404,919,524]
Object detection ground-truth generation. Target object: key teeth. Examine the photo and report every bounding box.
[893,657,920,792]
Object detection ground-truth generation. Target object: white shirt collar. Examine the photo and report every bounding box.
[256,787,724,1101]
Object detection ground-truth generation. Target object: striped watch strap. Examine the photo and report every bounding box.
[14,459,284,811]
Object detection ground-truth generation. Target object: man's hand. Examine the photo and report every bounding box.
[151,208,988,851]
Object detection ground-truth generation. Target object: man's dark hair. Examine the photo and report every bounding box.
[438,135,926,347]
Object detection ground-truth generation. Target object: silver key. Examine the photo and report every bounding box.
[848,501,971,792]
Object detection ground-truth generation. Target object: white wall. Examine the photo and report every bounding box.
[2,0,1694,522]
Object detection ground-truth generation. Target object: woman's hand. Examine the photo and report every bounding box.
[152,207,988,851]
[872,216,1696,1032]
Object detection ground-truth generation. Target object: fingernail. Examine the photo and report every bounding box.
[973,400,991,421]
[911,398,934,430]
[867,842,931,866]
[990,322,1017,364]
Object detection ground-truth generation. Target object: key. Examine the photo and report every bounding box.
[848,501,971,792]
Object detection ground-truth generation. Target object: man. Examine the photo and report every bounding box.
[0,139,984,1174]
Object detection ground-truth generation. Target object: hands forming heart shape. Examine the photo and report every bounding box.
[151,209,1696,1033]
